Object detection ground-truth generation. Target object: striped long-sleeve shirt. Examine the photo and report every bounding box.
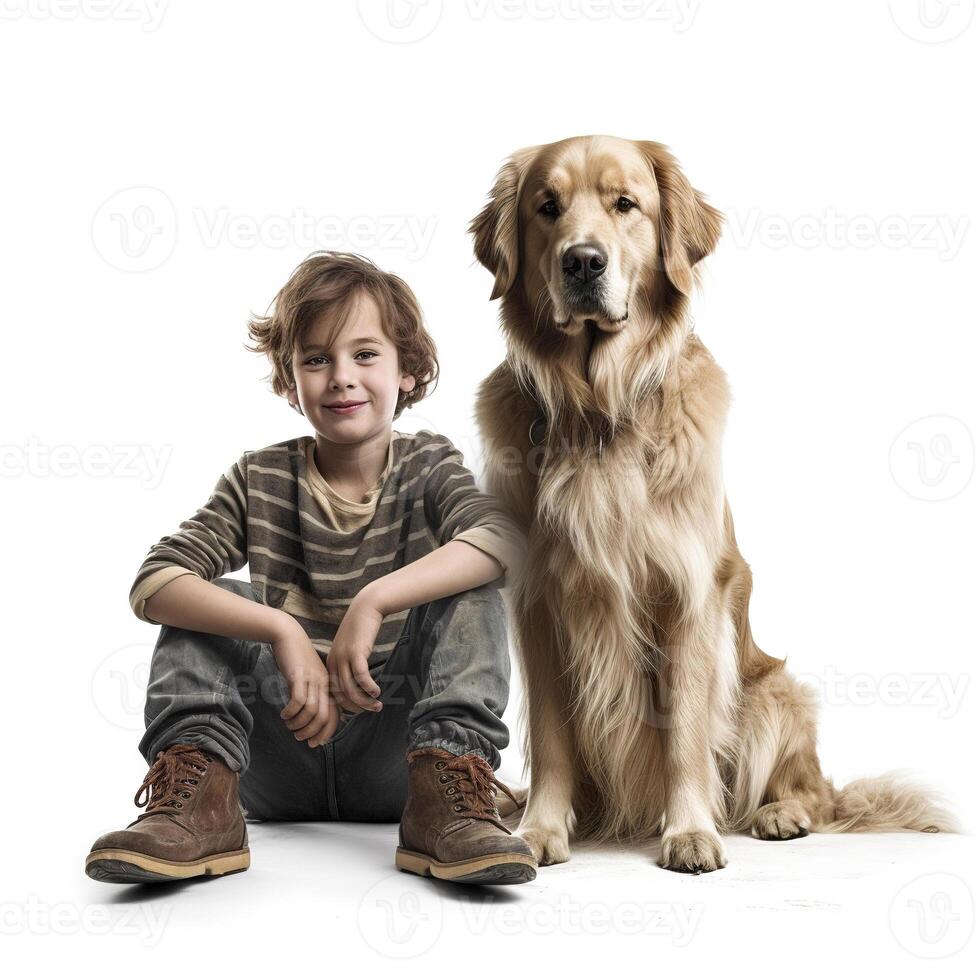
[129,430,527,671]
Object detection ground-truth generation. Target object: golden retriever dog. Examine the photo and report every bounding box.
[468,135,955,873]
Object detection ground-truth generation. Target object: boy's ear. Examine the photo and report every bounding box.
[468,145,539,301]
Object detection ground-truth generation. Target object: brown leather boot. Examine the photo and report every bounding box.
[396,747,537,885]
[85,742,250,884]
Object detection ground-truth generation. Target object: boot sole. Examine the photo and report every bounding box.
[85,847,250,884]
[395,847,536,885]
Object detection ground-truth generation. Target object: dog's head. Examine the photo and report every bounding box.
[469,136,723,340]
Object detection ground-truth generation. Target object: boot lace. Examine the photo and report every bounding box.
[429,752,519,835]
[134,743,211,817]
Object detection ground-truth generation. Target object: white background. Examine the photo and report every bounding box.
[2,0,977,975]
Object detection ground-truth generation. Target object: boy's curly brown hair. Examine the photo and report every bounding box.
[245,251,439,420]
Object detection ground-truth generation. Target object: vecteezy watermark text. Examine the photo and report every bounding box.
[92,187,439,272]
[0,895,171,946]
[727,207,969,261]
[460,894,703,942]
[0,438,172,490]
[0,0,168,30]
[356,0,700,44]
[191,208,437,258]
[796,667,969,719]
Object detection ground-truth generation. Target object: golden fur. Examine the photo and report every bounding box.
[468,135,955,872]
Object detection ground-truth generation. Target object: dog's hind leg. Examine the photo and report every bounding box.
[730,668,836,840]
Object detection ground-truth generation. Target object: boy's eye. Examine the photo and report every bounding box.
[306,350,378,366]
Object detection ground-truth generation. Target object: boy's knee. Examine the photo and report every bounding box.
[388,585,510,677]
[440,582,506,627]
[422,580,500,616]
[435,584,508,650]
[457,581,505,607]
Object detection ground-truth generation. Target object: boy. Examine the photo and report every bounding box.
[85,251,536,886]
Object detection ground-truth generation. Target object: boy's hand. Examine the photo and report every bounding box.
[270,623,340,748]
[327,594,384,715]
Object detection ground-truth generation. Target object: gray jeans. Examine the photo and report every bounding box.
[138,576,511,822]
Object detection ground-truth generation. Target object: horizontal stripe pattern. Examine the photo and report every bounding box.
[128,430,526,674]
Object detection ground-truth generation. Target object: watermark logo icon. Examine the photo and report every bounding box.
[889,415,974,501]
[91,643,152,731]
[357,872,443,957]
[357,0,443,43]
[92,186,177,272]
[889,872,974,958]
[889,0,975,43]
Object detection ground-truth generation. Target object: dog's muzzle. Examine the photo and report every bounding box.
[561,242,608,315]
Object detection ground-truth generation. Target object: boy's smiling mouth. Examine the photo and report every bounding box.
[324,400,368,415]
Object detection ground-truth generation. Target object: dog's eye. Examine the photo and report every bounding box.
[616,196,636,213]
[539,199,559,219]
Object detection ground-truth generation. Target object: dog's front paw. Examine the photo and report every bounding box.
[659,830,727,874]
[750,800,811,840]
[518,823,570,866]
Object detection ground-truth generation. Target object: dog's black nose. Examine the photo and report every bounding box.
[562,243,607,283]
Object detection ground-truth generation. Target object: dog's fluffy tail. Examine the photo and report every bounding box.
[815,769,958,834]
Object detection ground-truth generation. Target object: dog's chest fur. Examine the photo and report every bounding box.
[532,370,726,623]
[535,416,723,589]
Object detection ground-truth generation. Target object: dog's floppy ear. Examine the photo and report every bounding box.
[469,146,538,301]
[635,140,723,296]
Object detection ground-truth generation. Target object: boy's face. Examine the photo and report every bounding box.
[287,291,416,445]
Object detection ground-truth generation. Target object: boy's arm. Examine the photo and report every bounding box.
[357,538,505,618]
[132,452,296,643]
[357,434,528,616]
[143,573,300,644]
[130,452,249,624]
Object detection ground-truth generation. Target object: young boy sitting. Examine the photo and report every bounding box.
[85,251,536,886]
